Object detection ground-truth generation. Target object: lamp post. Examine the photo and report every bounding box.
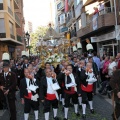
[25,32,30,56]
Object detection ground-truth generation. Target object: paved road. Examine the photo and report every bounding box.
[0,92,117,120]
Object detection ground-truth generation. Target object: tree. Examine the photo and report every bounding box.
[30,26,48,54]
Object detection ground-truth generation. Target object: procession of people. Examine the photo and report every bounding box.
[0,51,120,120]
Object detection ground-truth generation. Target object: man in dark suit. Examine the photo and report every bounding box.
[20,68,39,120]
[0,62,17,120]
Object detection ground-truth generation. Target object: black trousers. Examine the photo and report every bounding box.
[81,90,93,104]
[64,92,78,108]
[43,99,58,113]
[24,98,39,113]
[112,103,120,120]
[8,98,16,120]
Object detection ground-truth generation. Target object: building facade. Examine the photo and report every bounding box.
[54,0,120,57]
[0,0,25,60]
[25,21,33,34]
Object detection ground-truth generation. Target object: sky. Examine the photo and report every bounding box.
[23,0,55,31]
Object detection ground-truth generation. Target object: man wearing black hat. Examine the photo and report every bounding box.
[0,62,17,120]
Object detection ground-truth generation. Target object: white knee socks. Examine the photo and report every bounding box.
[45,112,49,120]
[34,110,38,120]
[78,97,82,105]
[89,101,93,110]
[62,98,65,106]
[82,104,86,115]
[53,108,57,118]
[24,113,29,120]
[74,104,78,113]
[64,107,69,119]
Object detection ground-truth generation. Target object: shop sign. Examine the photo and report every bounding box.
[91,31,115,43]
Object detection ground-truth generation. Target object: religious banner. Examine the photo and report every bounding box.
[92,14,98,30]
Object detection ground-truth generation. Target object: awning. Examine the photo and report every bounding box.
[0,38,24,46]
[83,0,97,7]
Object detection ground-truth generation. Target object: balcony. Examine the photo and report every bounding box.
[58,2,65,11]
[15,13,21,27]
[17,35,22,42]
[70,29,77,41]
[60,27,68,33]
[14,0,19,9]
[68,0,74,7]
[77,7,115,38]
[8,7,13,16]
[66,14,76,27]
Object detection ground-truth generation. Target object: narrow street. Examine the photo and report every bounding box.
[0,92,115,120]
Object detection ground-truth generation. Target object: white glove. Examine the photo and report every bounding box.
[31,94,39,101]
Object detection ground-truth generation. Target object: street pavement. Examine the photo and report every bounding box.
[0,91,118,120]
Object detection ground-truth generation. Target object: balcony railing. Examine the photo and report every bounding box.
[10,34,15,39]
[8,7,13,16]
[15,13,20,25]
[0,33,6,38]
[17,35,22,42]
[77,7,115,37]
[14,0,19,9]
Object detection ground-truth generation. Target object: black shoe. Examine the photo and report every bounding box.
[54,116,59,120]
[79,105,82,109]
[82,114,86,119]
[90,109,94,114]
[75,112,80,116]
[63,118,68,120]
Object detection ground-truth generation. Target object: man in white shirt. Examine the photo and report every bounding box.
[99,2,104,15]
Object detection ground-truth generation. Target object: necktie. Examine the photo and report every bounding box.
[4,73,7,81]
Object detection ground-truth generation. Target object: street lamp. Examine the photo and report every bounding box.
[25,32,30,56]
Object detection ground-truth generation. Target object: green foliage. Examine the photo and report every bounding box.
[30,26,48,54]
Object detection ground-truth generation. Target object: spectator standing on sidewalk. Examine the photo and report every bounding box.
[110,70,120,120]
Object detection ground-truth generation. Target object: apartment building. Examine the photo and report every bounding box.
[55,0,120,56]
[76,0,120,56]
[0,0,25,60]
[25,21,33,34]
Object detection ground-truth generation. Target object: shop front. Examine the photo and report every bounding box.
[91,31,118,57]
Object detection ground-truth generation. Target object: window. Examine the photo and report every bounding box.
[0,19,6,33]
[9,21,14,35]
[0,0,3,3]
[57,2,61,10]
[7,0,12,9]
